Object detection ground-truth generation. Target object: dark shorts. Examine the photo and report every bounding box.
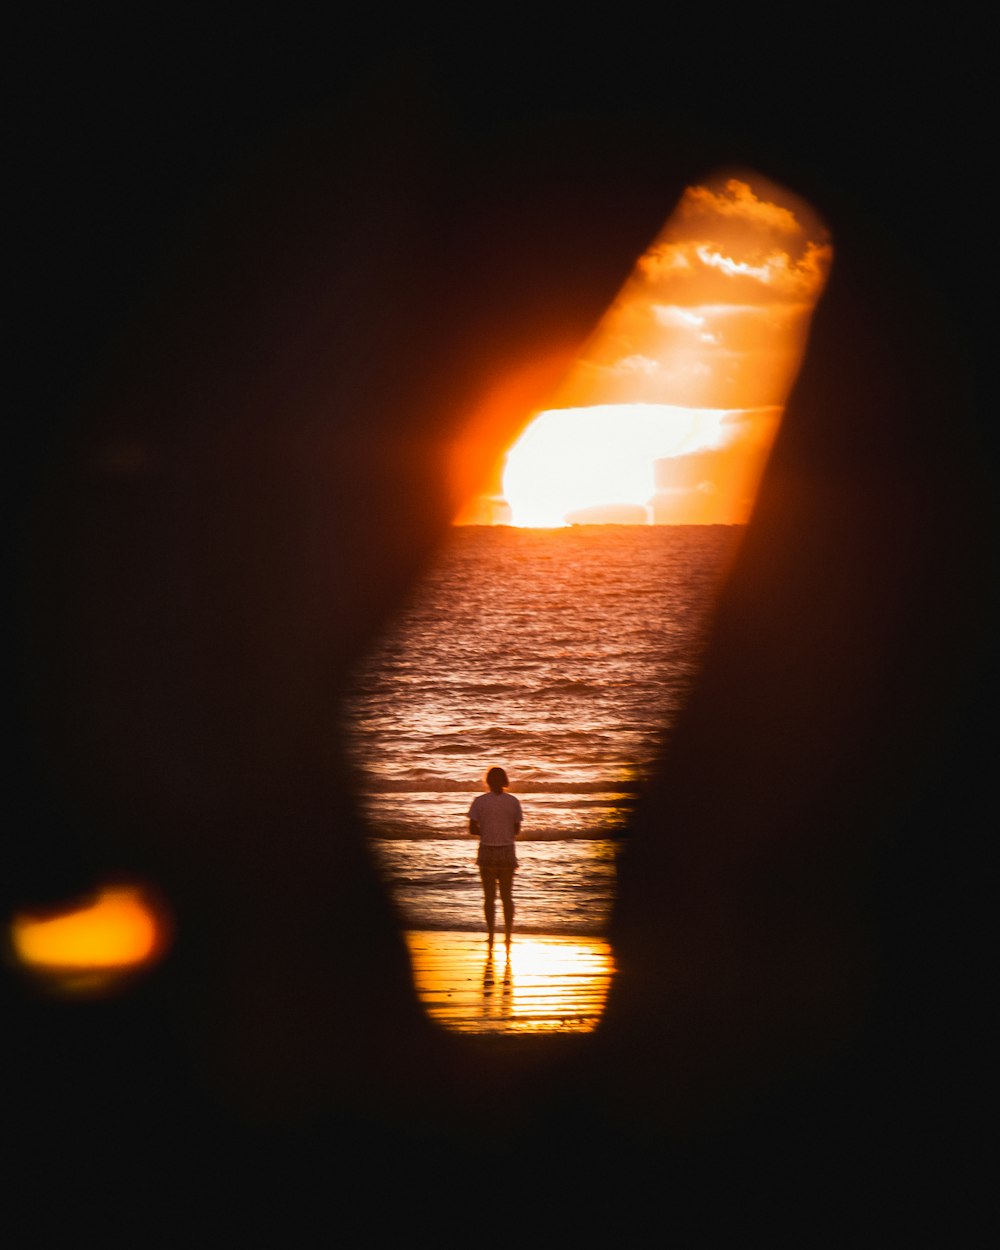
[477,843,518,876]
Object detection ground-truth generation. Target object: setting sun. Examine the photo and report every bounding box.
[502,401,768,528]
[456,172,831,527]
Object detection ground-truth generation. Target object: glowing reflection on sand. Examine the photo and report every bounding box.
[404,930,615,1034]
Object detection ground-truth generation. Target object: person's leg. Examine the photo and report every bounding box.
[498,869,514,947]
[479,866,497,941]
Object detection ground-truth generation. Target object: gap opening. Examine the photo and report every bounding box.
[342,169,832,1034]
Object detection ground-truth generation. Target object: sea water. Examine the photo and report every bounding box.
[341,524,742,935]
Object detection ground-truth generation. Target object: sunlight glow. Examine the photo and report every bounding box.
[457,172,831,528]
[503,403,735,528]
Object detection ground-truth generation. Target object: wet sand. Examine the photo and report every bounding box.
[403,929,615,1035]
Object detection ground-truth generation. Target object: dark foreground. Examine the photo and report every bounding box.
[6,16,992,1243]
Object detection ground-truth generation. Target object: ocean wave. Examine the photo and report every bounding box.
[451,682,523,695]
[385,871,473,887]
[527,680,604,696]
[370,831,627,842]
[361,775,640,795]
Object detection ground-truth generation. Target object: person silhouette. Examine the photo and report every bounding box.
[468,767,522,948]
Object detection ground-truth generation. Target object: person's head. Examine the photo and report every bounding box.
[485,766,508,793]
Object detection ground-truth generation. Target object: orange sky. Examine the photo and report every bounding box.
[455,171,831,527]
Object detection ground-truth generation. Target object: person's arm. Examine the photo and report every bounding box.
[469,818,480,838]
[513,820,522,840]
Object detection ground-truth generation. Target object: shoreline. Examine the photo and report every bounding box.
[367,832,632,849]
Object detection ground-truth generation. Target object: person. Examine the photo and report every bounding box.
[468,767,523,948]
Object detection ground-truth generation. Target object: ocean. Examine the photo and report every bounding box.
[341,524,743,936]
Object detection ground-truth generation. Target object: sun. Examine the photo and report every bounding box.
[455,171,831,528]
[502,403,731,528]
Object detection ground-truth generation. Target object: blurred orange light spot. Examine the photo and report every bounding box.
[11,885,164,973]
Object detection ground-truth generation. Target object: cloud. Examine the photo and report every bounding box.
[633,178,831,308]
[614,353,662,376]
[637,243,693,278]
[698,240,833,299]
[551,171,832,411]
[638,241,698,282]
[637,237,831,305]
[651,306,708,329]
[696,246,775,283]
[679,178,803,236]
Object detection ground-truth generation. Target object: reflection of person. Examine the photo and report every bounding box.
[483,946,513,1021]
[468,766,523,948]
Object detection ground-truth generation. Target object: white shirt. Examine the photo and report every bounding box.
[468,791,523,846]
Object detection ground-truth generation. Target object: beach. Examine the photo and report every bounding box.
[338,526,733,1036]
[337,526,736,1036]
[404,929,615,1034]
